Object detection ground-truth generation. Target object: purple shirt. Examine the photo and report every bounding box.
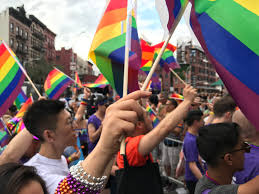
[183,132,204,181]
[234,144,259,184]
[87,115,102,154]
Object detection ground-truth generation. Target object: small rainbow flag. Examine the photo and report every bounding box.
[15,96,33,119]
[75,72,83,88]
[84,74,109,88]
[14,90,27,110]
[44,68,73,99]
[140,39,155,73]
[0,41,25,118]
[171,93,184,101]
[146,103,159,127]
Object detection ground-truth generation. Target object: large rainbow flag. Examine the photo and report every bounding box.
[0,42,25,118]
[88,0,141,97]
[84,74,109,88]
[44,69,73,99]
[146,103,159,128]
[155,0,188,35]
[187,0,259,130]
[152,42,180,72]
[14,90,27,110]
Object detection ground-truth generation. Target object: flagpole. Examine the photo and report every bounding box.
[0,117,12,136]
[141,1,188,91]
[54,67,76,84]
[2,40,42,98]
[170,68,186,86]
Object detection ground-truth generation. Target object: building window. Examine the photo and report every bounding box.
[10,39,14,46]
[16,42,19,49]
[25,45,28,52]
[16,26,19,34]
[20,29,23,36]
[10,23,14,32]
[25,32,28,39]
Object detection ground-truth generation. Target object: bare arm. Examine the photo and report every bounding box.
[0,129,34,165]
[138,85,196,156]
[75,88,91,121]
[189,162,203,179]
[238,175,259,194]
[88,123,102,143]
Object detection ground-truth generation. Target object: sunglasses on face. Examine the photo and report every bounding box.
[221,142,251,158]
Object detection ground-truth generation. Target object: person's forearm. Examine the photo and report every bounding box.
[139,100,191,156]
[189,162,203,179]
[0,129,33,165]
[75,103,87,121]
[89,127,102,143]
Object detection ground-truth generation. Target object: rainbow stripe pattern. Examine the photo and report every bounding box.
[0,42,25,118]
[189,0,259,130]
[153,42,180,72]
[84,74,109,88]
[75,72,83,88]
[146,103,159,127]
[15,96,33,119]
[140,39,155,73]
[88,0,141,96]
[14,90,27,110]
[44,69,73,99]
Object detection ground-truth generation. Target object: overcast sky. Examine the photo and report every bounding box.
[0,0,197,62]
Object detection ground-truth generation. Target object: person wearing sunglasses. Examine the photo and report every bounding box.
[195,123,259,194]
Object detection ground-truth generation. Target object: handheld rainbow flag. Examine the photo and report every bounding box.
[146,103,159,127]
[14,90,27,110]
[84,74,109,88]
[75,72,83,88]
[0,42,25,118]
[44,68,74,99]
[15,96,33,119]
[188,0,259,130]
[140,39,155,73]
[155,0,188,36]
[171,93,184,104]
[88,0,141,97]
[152,42,180,72]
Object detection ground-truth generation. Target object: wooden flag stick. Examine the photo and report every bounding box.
[170,68,186,86]
[2,40,42,98]
[141,1,188,91]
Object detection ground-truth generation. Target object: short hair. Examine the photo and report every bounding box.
[167,98,178,108]
[197,123,240,167]
[23,100,65,141]
[184,110,203,126]
[213,96,236,117]
[149,94,158,106]
[0,163,47,194]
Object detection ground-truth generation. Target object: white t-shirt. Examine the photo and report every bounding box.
[25,153,69,194]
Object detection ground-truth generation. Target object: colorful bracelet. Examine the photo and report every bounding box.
[81,98,88,106]
[55,161,107,193]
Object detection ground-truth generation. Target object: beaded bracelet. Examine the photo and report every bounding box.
[55,161,107,194]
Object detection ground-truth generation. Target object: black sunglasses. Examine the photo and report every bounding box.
[221,142,251,158]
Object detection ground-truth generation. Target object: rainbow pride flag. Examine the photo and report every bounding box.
[44,69,73,99]
[152,42,180,72]
[0,42,25,118]
[14,90,27,110]
[188,0,259,130]
[75,72,83,88]
[88,0,141,97]
[140,39,155,73]
[146,103,159,127]
[15,96,33,119]
[155,0,188,35]
[84,74,109,88]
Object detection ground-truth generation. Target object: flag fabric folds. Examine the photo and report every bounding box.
[15,96,33,119]
[75,72,83,88]
[88,0,141,97]
[84,74,109,88]
[155,0,188,36]
[0,42,25,118]
[188,0,259,130]
[44,69,73,99]
[140,39,155,73]
[14,90,27,110]
[152,42,180,72]
[146,103,159,128]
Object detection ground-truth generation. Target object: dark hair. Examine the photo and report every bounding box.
[213,96,236,117]
[0,163,48,194]
[23,100,65,142]
[94,95,107,106]
[167,98,178,108]
[184,110,203,126]
[197,123,240,167]
[149,94,158,106]
[8,105,17,113]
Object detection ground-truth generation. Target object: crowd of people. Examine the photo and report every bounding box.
[0,85,259,194]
